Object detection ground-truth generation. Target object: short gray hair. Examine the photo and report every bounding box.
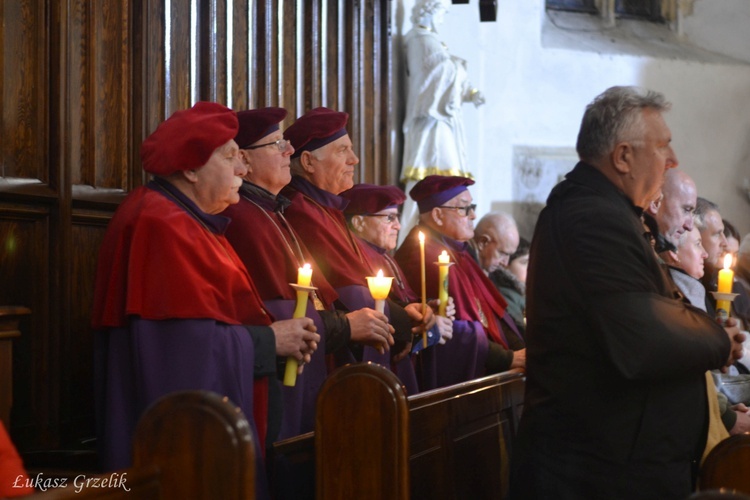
[694,197,720,230]
[576,86,671,163]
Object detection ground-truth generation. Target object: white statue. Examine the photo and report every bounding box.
[399,0,485,245]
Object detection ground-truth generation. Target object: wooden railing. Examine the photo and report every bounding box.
[270,364,525,500]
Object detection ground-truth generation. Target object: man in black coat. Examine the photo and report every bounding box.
[509,86,744,500]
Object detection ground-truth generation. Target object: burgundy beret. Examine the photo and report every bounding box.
[235,107,288,149]
[341,184,407,216]
[141,101,238,176]
[409,175,475,213]
[284,107,349,158]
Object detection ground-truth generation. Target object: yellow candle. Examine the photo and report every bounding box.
[297,263,313,287]
[718,254,734,294]
[419,231,427,348]
[438,250,450,317]
[716,254,734,325]
[285,263,313,386]
[367,269,393,314]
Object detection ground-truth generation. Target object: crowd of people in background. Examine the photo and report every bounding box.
[3,84,748,500]
[86,87,750,500]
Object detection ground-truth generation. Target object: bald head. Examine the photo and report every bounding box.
[652,169,697,247]
[472,212,519,273]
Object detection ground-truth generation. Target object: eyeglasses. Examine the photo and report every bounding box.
[365,214,400,224]
[437,204,476,217]
[244,139,291,152]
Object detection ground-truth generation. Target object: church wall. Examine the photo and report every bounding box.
[393,0,750,239]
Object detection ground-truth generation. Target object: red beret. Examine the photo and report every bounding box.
[141,101,238,176]
[284,107,349,158]
[409,175,475,213]
[235,107,288,149]
[341,184,406,215]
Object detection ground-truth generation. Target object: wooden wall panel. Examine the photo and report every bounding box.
[1,0,48,183]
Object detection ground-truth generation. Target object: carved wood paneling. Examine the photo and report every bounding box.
[1,0,48,184]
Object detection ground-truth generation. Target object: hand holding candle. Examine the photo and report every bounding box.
[419,231,428,348]
[437,250,450,317]
[284,264,313,386]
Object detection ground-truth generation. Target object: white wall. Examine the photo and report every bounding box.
[393,0,750,239]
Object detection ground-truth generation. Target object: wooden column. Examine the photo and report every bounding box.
[0,306,31,428]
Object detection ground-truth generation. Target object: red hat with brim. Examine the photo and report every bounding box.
[409,175,475,213]
[235,107,288,149]
[341,184,406,216]
[140,101,238,176]
[284,107,349,159]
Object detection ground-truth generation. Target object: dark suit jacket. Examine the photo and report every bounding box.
[510,162,731,500]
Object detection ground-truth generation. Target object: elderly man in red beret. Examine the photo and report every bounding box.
[281,107,433,395]
[91,103,316,498]
[222,108,394,446]
[395,175,526,388]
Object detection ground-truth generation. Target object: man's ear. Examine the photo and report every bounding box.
[239,150,253,176]
[431,207,444,226]
[647,198,661,216]
[612,142,633,175]
[299,151,316,174]
[181,169,199,183]
[350,215,365,233]
[475,234,490,248]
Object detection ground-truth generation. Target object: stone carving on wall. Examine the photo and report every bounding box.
[512,146,578,239]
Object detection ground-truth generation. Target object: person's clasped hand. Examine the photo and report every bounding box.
[722,317,746,373]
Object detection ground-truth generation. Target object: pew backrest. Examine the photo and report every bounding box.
[25,390,256,499]
[271,364,525,500]
[700,433,750,495]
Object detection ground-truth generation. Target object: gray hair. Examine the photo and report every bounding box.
[576,86,671,163]
[694,197,720,230]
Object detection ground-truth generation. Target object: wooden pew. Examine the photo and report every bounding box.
[26,390,256,499]
[270,363,525,500]
[699,433,750,495]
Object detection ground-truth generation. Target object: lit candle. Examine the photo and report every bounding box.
[438,251,450,317]
[715,254,735,325]
[419,231,427,348]
[718,254,734,294]
[284,263,313,387]
[367,269,393,313]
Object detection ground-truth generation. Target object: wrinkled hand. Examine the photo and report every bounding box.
[405,302,436,334]
[346,308,394,354]
[721,317,745,373]
[270,318,319,367]
[435,316,453,344]
[510,348,526,370]
[730,404,750,435]
[428,297,456,321]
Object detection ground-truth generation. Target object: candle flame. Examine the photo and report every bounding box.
[418,231,425,243]
[724,253,733,270]
[303,263,311,270]
[377,269,384,278]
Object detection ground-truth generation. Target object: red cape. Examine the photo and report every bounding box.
[223,194,338,306]
[92,185,271,329]
[283,188,377,287]
[395,225,508,347]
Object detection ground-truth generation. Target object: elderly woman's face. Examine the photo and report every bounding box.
[193,140,246,214]
[356,208,401,251]
[676,227,708,280]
